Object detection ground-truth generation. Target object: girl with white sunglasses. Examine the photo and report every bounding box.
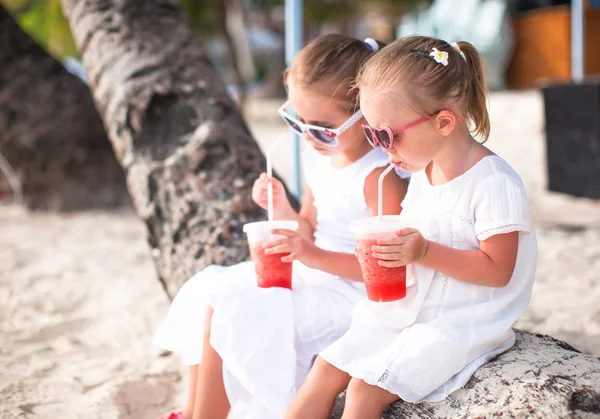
[154,34,409,419]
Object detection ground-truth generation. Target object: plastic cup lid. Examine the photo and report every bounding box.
[349,215,405,236]
[243,220,299,234]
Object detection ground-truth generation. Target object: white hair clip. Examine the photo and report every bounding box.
[429,48,449,66]
[450,42,466,61]
[364,38,379,52]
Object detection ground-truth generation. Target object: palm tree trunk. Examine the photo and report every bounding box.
[0,5,129,210]
[217,0,247,103]
[60,0,273,299]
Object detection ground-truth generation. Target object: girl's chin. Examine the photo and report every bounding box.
[392,161,421,173]
[312,145,336,155]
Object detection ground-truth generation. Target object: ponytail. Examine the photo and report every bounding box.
[456,41,490,142]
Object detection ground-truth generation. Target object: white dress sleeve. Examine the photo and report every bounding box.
[472,175,532,241]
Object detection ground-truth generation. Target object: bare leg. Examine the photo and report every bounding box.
[192,307,230,419]
[341,378,399,419]
[285,356,351,419]
[181,365,198,418]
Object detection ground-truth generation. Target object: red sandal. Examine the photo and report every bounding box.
[161,412,185,419]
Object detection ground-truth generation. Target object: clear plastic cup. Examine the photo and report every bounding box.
[243,220,299,289]
[350,215,408,302]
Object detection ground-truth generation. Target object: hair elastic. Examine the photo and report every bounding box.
[364,38,379,52]
[450,42,467,61]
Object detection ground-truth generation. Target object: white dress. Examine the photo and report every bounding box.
[321,156,537,402]
[153,146,406,418]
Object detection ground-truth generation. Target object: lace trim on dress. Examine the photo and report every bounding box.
[477,224,530,241]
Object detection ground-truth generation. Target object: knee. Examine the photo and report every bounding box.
[345,378,399,414]
[311,356,338,380]
[345,378,371,401]
[308,357,350,391]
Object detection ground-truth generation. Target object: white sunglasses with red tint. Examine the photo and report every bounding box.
[278,100,364,147]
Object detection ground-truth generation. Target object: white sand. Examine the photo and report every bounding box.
[1,91,599,418]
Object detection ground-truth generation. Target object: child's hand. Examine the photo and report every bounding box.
[371,228,430,267]
[263,229,320,267]
[252,173,293,217]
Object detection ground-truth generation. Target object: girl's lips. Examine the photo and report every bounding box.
[391,161,402,168]
[312,144,331,153]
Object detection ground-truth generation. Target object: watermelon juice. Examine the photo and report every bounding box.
[350,215,408,302]
[355,237,407,302]
[243,220,299,290]
[249,240,293,289]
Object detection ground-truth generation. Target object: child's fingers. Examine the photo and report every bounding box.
[270,228,296,237]
[280,253,296,263]
[378,260,406,268]
[254,173,268,185]
[268,177,283,187]
[257,193,268,204]
[372,251,403,261]
[262,238,287,249]
[377,236,406,246]
[395,228,419,237]
[264,244,292,254]
[371,245,404,254]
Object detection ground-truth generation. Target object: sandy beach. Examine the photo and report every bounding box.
[1,91,599,418]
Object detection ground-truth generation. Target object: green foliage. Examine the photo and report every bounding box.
[1,0,429,59]
[248,0,428,26]
[1,0,79,58]
[180,0,220,37]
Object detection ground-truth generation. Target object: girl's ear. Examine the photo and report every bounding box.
[435,110,458,136]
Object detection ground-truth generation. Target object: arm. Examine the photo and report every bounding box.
[421,232,519,287]
[296,186,317,239]
[364,166,408,217]
[252,173,315,238]
[374,230,519,288]
[301,248,365,281]
[312,167,408,280]
[373,174,526,288]
[266,167,410,281]
[266,184,316,239]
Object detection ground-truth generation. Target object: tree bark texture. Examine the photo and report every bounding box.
[60,0,271,299]
[331,330,600,419]
[0,5,129,210]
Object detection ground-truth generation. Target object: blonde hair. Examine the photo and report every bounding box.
[356,36,490,141]
[284,34,385,113]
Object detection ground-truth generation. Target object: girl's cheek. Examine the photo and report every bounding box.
[388,144,402,156]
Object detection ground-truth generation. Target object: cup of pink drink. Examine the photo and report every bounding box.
[243,220,299,289]
[350,215,408,302]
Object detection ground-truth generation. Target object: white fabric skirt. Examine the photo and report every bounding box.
[153,260,365,419]
[320,296,515,403]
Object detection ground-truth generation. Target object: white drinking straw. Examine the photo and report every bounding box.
[378,164,395,221]
[266,134,287,222]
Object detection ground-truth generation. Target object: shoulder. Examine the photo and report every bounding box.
[467,156,528,204]
[364,166,408,214]
[365,165,409,193]
[469,157,533,238]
